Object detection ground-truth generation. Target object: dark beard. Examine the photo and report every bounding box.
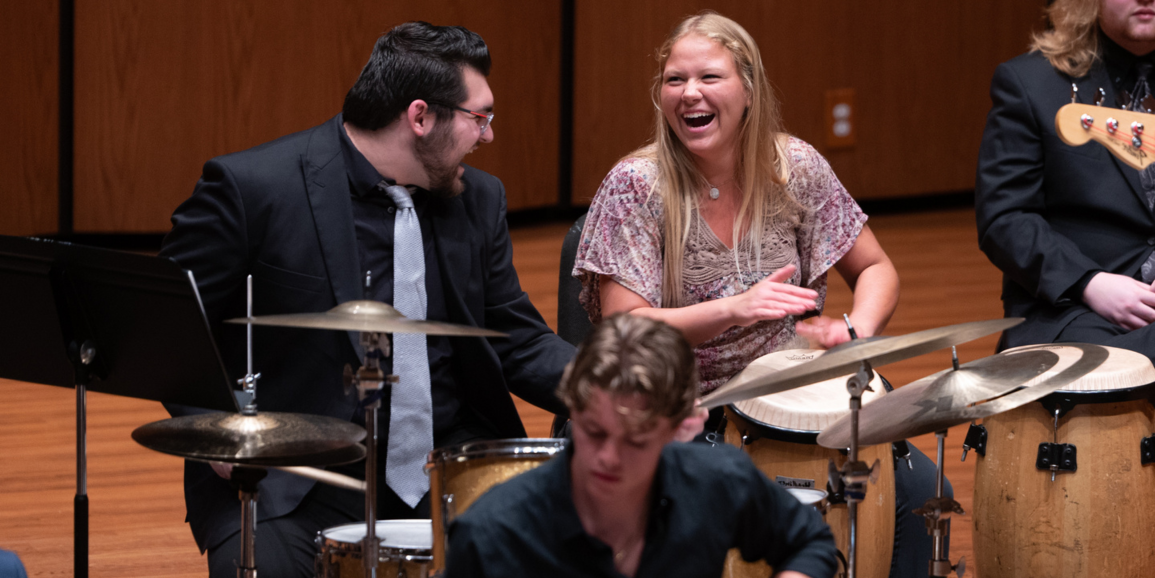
[414,121,465,199]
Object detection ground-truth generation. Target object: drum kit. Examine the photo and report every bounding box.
[129,286,1149,578]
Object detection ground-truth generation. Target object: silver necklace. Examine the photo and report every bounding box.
[707,183,720,200]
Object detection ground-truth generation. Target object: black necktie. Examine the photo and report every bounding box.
[1129,61,1153,113]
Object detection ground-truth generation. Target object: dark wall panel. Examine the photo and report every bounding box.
[0,2,58,237]
[72,0,560,233]
[573,1,1046,203]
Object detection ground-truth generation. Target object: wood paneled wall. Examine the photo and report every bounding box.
[572,1,1047,203]
[3,2,1049,236]
[0,2,58,237]
[2,0,560,236]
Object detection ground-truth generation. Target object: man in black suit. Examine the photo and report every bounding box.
[160,22,573,577]
[977,0,1155,360]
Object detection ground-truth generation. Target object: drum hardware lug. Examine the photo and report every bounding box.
[702,431,722,447]
[892,440,913,470]
[961,423,987,461]
[826,459,846,505]
[1036,443,1077,476]
[1141,434,1155,465]
[442,492,456,529]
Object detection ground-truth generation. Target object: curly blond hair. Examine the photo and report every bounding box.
[558,314,698,429]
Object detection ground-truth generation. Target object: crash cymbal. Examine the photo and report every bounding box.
[701,318,1025,409]
[226,300,507,337]
[133,411,367,467]
[816,343,1110,448]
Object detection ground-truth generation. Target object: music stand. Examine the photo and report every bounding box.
[0,235,240,578]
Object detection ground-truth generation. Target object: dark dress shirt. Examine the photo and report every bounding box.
[445,441,838,578]
[337,124,470,440]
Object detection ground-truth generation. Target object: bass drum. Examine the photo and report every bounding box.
[974,344,1155,578]
[722,349,894,578]
[425,438,566,575]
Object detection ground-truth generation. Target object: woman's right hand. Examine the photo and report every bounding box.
[727,264,818,327]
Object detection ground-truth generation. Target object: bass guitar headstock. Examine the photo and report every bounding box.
[1055,103,1155,170]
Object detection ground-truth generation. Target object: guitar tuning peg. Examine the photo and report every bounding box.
[1119,89,1133,109]
[1096,87,1107,106]
[1071,82,1079,104]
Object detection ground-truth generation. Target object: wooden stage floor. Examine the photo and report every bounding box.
[0,207,1002,576]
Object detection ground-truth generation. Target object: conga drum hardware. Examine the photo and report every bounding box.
[959,422,987,460]
[1141,433,1155,465]
[973,344,1155,578]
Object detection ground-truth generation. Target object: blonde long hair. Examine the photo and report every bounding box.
[631,11,799,308]
[1031,0,1100,78]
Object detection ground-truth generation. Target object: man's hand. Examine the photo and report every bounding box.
[1082,272,1155,330]
[210,461,234,480]
[796,316,853,349]
[729,265,818,327]
[674,403,709,443]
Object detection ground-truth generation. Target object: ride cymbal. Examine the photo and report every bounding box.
[701,318,1025,409]
[226,300,506,337]
[133,411,367,467]
[816,343,1109,448]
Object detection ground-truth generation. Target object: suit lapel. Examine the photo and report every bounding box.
[302,117,364,356]
[1081,64,1146,206]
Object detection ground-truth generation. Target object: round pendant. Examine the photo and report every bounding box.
[709,187,720,200]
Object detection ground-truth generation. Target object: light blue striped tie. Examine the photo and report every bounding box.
[380,183,433,508]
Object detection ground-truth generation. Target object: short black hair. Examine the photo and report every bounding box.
[342,21,491,131]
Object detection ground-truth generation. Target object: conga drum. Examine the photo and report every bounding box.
[974,344,1155,578]
[722,349,894,578]
[425,438,566,574]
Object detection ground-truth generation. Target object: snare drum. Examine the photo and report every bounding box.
[974,344,1155,578]
[314,519,431,578]
[426,438,566,574]
[722,349,895,578]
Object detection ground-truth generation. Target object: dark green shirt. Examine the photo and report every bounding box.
[445,441,838,578]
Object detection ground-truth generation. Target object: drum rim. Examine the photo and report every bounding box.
[318,519,433,556]
[726,404,823,444]
[1034,381,1155,416]
[426,437,567,464]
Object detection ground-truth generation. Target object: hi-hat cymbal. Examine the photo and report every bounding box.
[133,412,367,467]
[225,300,507,337]
[700,318,1025,409]
[816,343,1109,448]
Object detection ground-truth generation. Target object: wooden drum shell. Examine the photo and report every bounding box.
[426,438,566,575]
[974,396,1155,578]
[723,408,895,578]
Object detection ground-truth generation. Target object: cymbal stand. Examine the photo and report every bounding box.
[344,331,396,578]
[232,465,268,578]
[915,348,965,578]
[69,339,96,578]
[830,359,879,578]
[235,276,264,578]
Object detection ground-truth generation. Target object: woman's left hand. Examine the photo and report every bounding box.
[796,315,853,349]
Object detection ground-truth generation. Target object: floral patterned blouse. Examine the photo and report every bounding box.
[573,137,867,394]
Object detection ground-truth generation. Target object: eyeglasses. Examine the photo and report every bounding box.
[428,101,494,135]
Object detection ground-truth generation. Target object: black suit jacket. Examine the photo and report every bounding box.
[976,51,1155,348]
[160,114,573,551]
